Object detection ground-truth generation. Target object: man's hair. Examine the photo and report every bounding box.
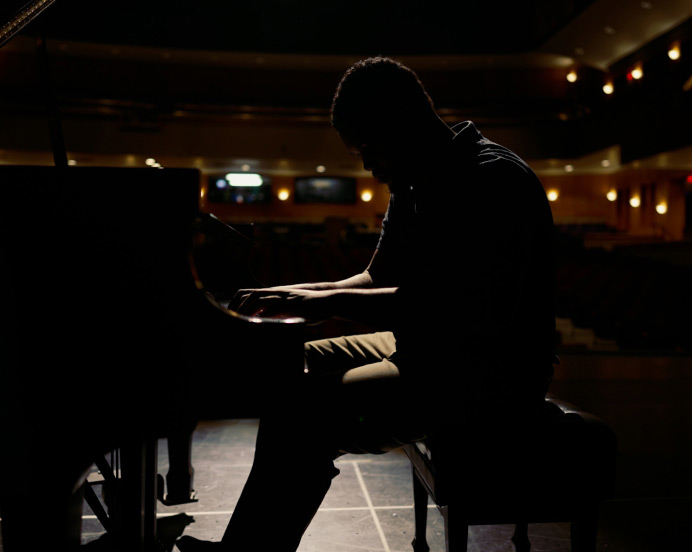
[330,56,435,138]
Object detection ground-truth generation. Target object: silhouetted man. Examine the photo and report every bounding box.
[177,56,556,552]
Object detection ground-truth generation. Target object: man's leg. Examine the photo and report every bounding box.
[219,415,341,551]
[178,332,423,551]
[221,333,402,550]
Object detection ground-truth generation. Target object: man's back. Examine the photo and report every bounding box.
[376,121,556,413]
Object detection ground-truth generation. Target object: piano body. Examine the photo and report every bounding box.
[0,168,306,551]
[0,4,306,549]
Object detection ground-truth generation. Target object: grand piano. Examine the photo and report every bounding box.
[0,4,306,551]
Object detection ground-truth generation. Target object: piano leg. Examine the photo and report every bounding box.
[109,438,160,552]
[159,421,198,506]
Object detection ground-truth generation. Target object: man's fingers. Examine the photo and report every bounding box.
[229,288,258,310]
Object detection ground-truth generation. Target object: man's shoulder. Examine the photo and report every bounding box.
[450,121,533,177]
[473,143,541,188]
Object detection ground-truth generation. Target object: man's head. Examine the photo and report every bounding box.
[330,57,441,187]
[330,57,435,140]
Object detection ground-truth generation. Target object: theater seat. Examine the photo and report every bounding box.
[403,395,617,552]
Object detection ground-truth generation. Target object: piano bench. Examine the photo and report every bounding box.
[402,395,617,552]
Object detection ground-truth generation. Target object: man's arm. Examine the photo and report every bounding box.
[274,269,375,292]
[242,285,400,327]
[228,249,401,327]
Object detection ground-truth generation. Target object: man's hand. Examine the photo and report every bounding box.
[229,286,291,314]
[230,287,331,323]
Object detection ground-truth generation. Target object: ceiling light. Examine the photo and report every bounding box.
[601,159,611,168]
[564,164,574,173]
[316,165,326,173]
[145,157,156,166]
[241,164,251,171]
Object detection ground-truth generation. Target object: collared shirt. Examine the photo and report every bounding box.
[375,121,556,396]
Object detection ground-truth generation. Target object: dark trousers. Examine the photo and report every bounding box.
[220,332,427,551]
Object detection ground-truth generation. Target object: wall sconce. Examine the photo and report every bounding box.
[360,190,373,202]
[606,189,617,202]
[277,189,290,201]
[629,195,641,208]
[547,189,559,202]
[566,69,577,83]
[655,202,668,214]
[668,42,681,61]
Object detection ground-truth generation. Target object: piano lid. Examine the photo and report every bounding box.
[0,0,57,48]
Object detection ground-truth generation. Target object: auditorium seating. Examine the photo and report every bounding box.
[553,230,692,352]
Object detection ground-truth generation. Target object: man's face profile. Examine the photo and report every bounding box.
[339,129,411,192]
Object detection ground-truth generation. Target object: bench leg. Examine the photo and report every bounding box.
[442,505,468,552]
[411,469,430,552]
[512,522,530,552]
[571,511,598,552]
